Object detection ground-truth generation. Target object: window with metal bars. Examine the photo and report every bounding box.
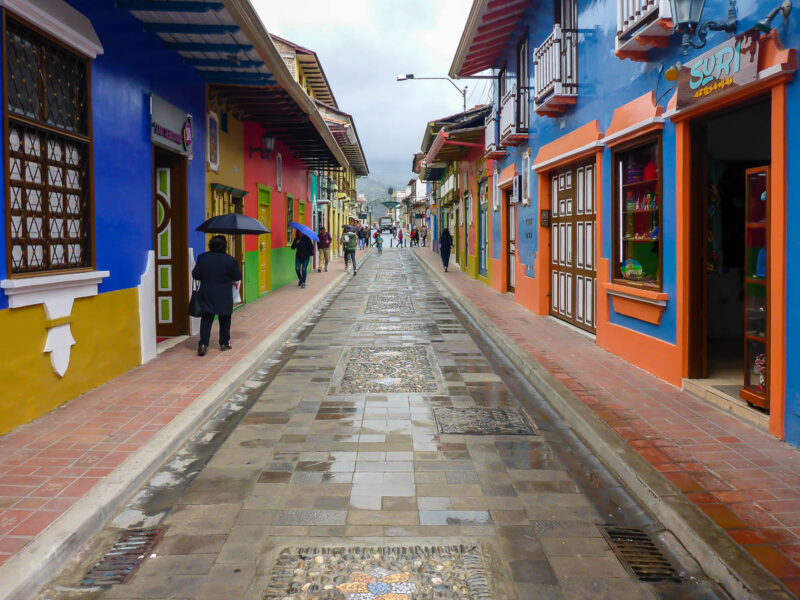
[5,17,92,275]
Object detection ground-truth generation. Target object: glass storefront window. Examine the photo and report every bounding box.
[613,138,662,288]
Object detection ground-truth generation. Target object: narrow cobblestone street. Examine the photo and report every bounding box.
[41,247,725,600]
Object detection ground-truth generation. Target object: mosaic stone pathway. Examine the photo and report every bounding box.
[39,247,722,600]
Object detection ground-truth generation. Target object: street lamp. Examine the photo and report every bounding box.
[397,74,467,112]
[669,0,737,52]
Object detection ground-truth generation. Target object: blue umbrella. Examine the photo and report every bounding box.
[290,222,319,242]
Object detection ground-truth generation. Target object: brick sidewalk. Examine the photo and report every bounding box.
[0,258,354,568]
[416,246,800,595]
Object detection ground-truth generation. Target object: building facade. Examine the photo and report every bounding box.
[449,0,800,443]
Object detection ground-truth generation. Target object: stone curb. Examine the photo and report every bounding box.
[0,268,352,600]
[412,250,792,600]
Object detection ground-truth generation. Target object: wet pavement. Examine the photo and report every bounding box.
[39,247,727,600]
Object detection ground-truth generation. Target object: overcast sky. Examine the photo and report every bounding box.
[252,0,487,188]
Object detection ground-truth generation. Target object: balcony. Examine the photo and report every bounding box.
[484,111,507,159]
[499,85,528,147]
[533,25,578,118]
[616,0,673,60]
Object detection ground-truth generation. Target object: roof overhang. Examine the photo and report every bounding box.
[316,101,369,177]
[121,0,350,171]
[449,0,530,78]
[423,127,484,164]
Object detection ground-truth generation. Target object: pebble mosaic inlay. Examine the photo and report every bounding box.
[433,407,536,435]
[332,346,443,394]
[263,544,496,600]
[364,293,416,315]
[353,322,436,335]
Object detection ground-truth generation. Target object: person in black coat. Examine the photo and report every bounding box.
[191,235,242,356]
[291,230,315,288]
[440,228,453,272]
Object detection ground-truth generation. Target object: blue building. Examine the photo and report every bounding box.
[450,0,799,444]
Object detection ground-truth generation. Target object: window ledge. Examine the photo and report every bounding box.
[601,281,667,324]
[2,270,110,309]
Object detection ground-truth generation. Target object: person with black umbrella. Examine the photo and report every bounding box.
[192,235,243,356]
[291,229,315,288]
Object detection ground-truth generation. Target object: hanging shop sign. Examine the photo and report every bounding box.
[151,94,194,159]
[677,29,760,109]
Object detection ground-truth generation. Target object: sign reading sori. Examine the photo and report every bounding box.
[677,29,760,109]
[150,94,194,160]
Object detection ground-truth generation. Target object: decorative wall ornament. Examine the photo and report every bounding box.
[493,168,500,211]
[522,149,531,205]
[206,111,219,172]
[1,270,110,376]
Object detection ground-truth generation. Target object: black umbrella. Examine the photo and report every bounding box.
[342,224,357,232]
[196,213,270,235]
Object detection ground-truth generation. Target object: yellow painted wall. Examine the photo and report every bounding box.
[0,288,141,436]
[206,94,245,219]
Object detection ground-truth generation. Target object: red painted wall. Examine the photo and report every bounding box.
[243,121,311,252]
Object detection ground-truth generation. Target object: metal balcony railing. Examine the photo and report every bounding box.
[533,25,578,105]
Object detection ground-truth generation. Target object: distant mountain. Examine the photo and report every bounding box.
[357,177,404,202]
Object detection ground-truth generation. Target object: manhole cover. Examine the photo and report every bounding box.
[81,527,164,587]
[600,526,682,583]
[434,407,536,435]
[331,346,444,394]
[264,544,496,599]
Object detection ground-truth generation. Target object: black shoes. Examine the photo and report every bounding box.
[197,344,208,356]
[220,343,232,351]
[301,282,306,288]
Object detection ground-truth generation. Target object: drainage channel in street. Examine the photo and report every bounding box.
[431,265,729,600]
[36,262,367,600]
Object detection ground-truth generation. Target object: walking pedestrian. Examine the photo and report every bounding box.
[291,230,314,289]
[344,226,358,275]
[340,227,352,269]
[317,226,332,272]
[191,235,242,356]
[440,228,453,272]
[397,229,404,248]
[375,232,383,255]
[421,225,428,248]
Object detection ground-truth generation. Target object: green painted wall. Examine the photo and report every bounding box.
[243,250,259,304]
[270,246,296,290]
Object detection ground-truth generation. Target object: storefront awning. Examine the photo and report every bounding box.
[450,0,531,77]
[423,127,484,165]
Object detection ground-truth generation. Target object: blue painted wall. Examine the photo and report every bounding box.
[487,0,800,441]
[0,1,206,309]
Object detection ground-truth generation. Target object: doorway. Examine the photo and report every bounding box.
[479,181,488,276]
[688,99,771,409]
[153,146,188,337]
[454,207,460,266]
[257,185,271,295]
[464,193,470,269]
[212,187,245,305]
[505,189,517,292]
[549,162,596,332]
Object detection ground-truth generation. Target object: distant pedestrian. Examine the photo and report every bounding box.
[421,225,428,247]
[192,235,242,356]
[291,230,314,289]
[343,226,358,274]
[411,228,420,247]
[357,225,366,249]
[340,228,352,268]
[317,226,332,272]
[397,229,404,248]
[440,228,453,272]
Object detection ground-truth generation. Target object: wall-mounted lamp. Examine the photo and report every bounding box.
[249,132,275,159]
[756,0,792,32]
[669,0,738,52]
[664,61,682,81]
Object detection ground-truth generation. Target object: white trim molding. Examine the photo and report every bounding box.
[2,270,110,377]
[138,251,157,364]
[0,0,104,58]
[600,116,665,146]
[533,140,604,172]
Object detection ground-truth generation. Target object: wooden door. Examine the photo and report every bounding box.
[258,187,271,294]
[153,151,188,337]
[549,163,596,332]
[479,199,488,275]
[508,195,517,292]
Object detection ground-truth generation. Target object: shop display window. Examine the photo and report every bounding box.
[741,166,769,408]
[613,138,662,288]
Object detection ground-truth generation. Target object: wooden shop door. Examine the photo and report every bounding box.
[258,186,271,294]
[549,163,596,333]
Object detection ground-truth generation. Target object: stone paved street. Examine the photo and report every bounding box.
[40,247,726,600]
